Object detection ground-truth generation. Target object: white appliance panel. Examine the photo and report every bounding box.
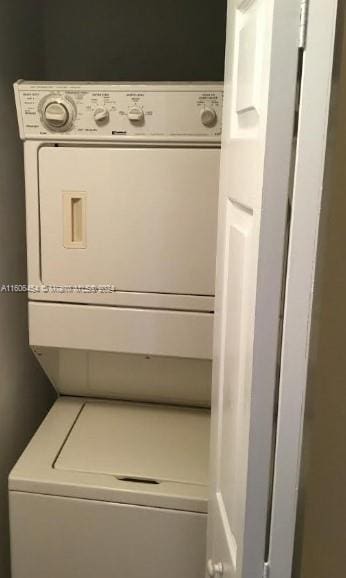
[15,81,223,141]
[39,146,219,296]
[32,347,212,406]
[55,401,210,485]
[10,492,207,578]
[9,398,209,511]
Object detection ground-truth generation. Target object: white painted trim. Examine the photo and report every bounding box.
[267,0,338,576]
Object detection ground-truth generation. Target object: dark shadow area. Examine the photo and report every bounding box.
[41,0,227,81]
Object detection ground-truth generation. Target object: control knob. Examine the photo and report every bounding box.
[128,106,144,122]
[201,107,217,127]
[41,95,75,131]
[94,107,110,124]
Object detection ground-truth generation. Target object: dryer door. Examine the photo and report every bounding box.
[38,146,219,296]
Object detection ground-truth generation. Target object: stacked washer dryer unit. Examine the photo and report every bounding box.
[10,82,223,578]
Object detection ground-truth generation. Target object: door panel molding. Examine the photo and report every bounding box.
[207,0,301,577]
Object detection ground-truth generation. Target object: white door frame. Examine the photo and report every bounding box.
[267,0,338,577]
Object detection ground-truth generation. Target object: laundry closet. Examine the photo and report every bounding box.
[0,2,227,578]
[2,2,322,578]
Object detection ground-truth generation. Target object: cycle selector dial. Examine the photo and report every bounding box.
[200,107,217,127]
[94,107,110,124]
[40,95,76,131]
[128,106,144,122]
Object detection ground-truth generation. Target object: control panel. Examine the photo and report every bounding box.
[14,82,223,141]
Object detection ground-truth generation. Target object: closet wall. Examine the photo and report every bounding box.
[0,2,55,577]
[41,0,227,81]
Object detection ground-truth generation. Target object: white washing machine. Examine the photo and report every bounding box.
[10,81,223,578]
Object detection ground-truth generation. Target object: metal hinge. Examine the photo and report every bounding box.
[299,0,309,49]
[263,561,270,578]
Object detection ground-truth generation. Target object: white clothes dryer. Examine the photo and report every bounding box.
[10,82,223,578]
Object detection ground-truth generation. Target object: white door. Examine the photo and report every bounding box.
[207,1,301,577]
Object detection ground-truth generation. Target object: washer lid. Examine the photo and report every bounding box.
[55,401,210,487]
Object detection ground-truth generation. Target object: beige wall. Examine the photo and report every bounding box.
[293,4,346,577]
[0,2,55,576]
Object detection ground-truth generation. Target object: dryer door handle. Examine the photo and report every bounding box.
[63,192,87,249]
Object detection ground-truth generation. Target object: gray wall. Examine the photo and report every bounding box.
[42,0,226,81]
[0,2,55,577]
